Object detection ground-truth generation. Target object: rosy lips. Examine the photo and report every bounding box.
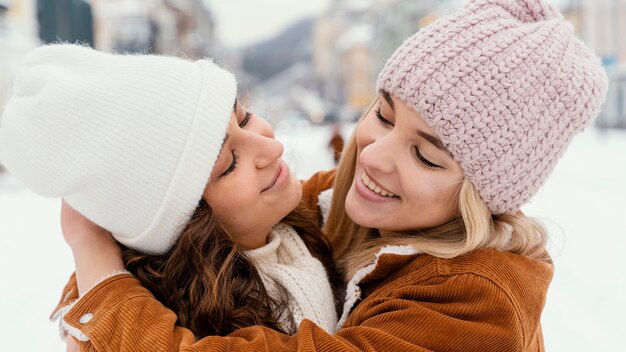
[262,160,288,192]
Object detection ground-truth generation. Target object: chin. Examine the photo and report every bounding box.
[345,185,381,229]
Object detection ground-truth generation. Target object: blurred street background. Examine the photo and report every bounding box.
[1,0,625,351]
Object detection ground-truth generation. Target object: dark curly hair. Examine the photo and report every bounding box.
[122,198,339,338]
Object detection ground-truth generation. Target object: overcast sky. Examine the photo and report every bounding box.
[204,0,332,48]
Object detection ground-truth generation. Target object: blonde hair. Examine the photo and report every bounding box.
[323,101,549,280]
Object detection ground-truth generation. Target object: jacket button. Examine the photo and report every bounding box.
[79,313,94,324]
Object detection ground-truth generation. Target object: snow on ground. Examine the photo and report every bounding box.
[1,124,625,351]
[523,127,626,351]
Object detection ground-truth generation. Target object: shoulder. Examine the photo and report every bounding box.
[391,248,553,285]
[435,249,554,293]
[372,249,553,348]
[298,169,336,219]
[300,169,336,200]
[344,250,552,350]
[394,249,554,304]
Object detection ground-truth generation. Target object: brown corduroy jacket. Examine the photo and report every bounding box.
[52,170,553,352]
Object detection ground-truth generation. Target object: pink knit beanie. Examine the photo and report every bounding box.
[377,0,608,214]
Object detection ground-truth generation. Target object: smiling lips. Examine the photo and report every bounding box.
[262,160,287,192]
[361,172,398,198]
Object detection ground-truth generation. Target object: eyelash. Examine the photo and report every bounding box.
[220,110,252,178]
[375,108,393,127]
[240,111,252,128]
[413,147,439,169]
[221,151,239,177]
[374,108,441,169]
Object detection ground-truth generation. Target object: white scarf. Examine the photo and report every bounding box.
[245,223,337,334]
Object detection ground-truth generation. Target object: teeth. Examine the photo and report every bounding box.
[361,173,397,198]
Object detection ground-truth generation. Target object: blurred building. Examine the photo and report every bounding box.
[1,0,37,36]
[314,0,376,116]
[151,0,215,58]
[580,0,626,65]
[314,0,463,117]
[91,0,215,58]
[0,0,39,115]
[567,0,626,128]
[0,0,39,172]
[336,24,374,110]
[37,0,94,46]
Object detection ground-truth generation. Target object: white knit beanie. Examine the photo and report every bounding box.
[0,44,237,254]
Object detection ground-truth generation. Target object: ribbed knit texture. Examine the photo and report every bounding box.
[244,223,337,334]
[377,0,609,214]
[0,44,236,253]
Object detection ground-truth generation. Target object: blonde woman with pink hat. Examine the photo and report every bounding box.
[38,0,607,350]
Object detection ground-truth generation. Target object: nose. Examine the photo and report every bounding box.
[254,136,283,169]
[246,115,283,169]
[253,113,275,139]
[359,131,397,175]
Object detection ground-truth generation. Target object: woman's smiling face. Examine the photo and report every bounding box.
[202,100,301,249]
[345,91,465,233]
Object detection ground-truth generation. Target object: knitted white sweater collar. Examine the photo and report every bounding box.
[245,223,337,334]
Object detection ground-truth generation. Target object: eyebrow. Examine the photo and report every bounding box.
[380,90,395,110]
[233,98,238,112]
[379,90,444,151]
[417,131,445,151]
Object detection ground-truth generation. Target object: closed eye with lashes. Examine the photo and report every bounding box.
[240,111,252,128]
[413,147,440,169]
[375,108,441,169]
[375,108,393,126]
[220,110,252,178]
[221,151,239,177]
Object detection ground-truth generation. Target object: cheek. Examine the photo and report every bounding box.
[402,174,460,213]
[205,180,259,228]
[211,198,239,227]
[212,199,255,234]
[355,115,377,150]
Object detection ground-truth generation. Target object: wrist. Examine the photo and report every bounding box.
[73,250,125,296]
[69,233,125,296]
[67,229,119,253]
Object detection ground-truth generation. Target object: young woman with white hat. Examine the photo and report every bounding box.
[0,43,339,340]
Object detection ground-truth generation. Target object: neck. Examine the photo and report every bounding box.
[237,228,272,250]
